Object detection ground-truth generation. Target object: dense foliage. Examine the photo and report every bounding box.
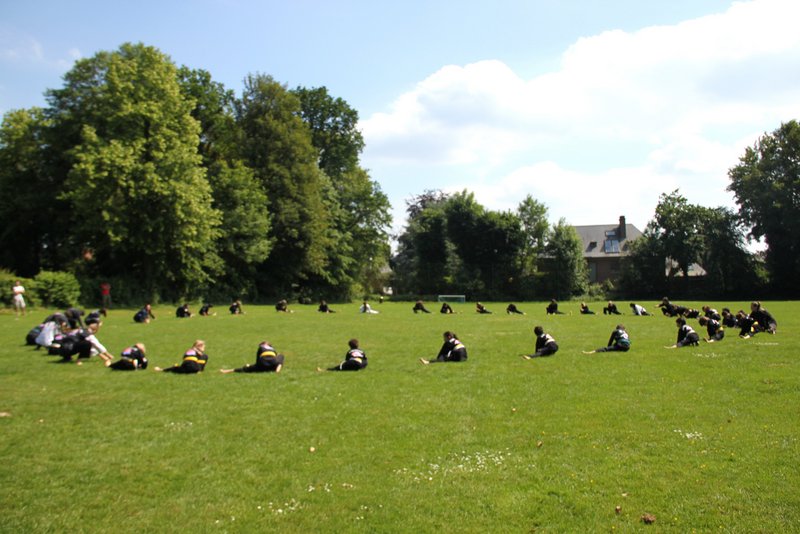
[728,120,800,296]
[0,43,391,303]
[391,191,588,299]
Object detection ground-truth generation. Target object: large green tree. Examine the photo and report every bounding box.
[48,43,222,297]
[236,74,333,294]
[0,108,57,276]
[728,120,800,295]
[178,67,272,296]
[543,219,588,299]
[293,86,391,297]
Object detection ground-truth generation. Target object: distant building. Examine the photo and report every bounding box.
[573,216,643,283]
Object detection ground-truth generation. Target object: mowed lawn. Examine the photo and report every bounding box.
[1,300,798,533]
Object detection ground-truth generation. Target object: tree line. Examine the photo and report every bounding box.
[1,42,798,303]
[0,43,391,303]
[391,121,800,300]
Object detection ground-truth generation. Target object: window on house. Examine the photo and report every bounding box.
[604,239,620,253]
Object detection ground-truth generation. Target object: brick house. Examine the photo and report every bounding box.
[573,216,643,283]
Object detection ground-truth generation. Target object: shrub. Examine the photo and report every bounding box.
[33,271,81,308]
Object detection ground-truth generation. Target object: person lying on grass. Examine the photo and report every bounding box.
[220,341,284,374]
[665,317,700,348]
[420,331,467,364]
[155,340,208,373]
[583,324,630,354]
[318,338,367,372]
[523,326,558,359]
[107,343,148,370]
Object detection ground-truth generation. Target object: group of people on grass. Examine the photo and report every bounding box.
[21,295,779,374]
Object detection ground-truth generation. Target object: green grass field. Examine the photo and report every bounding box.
[1,300,798,532]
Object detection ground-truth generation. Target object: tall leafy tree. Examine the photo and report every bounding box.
[543,219,588,299]
[392,191,449,294]
[0,108,57,276]
[728,120,800,295]
[48,43,222,298]
[649,190,704,279]
[516,194,550,275]
[178,67,272,295]
[236,74,332,294]
[292,86,391,297]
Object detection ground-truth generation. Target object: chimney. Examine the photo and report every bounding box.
[619,216,627,239]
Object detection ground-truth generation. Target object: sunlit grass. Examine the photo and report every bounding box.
[1,300,798,532]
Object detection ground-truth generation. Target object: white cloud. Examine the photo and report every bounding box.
[362,0,800,230]
[0,30,80,72]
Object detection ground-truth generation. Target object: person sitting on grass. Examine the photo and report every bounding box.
[702,305,721,321]
[736,310,757,338]
[506,303,525,315]
[176,303,193,318]
[155,340,208,374]
[275,299,293,313]
[579,302,595,315]
[475,302,492,314]
[107,343,148,370]
[721,308,738,328]
[665,317,700,348]
[698,316,724,343]
[319,338,368,372]
[134,303,155,324]
[413,300,431,313]
[750,301,777,334]
[318,300,336,313]
[523,326,558,359]
[220,341,283,374]
[229,299,244,314]
[603,301,621,315]
[583,324,630,354]
[546,299,565,315]
[360,300,379,314]
[440,302,454,314]
[420,331,467,364]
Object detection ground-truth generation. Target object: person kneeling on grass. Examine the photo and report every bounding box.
[666,317,700,348]
[155,340,208,374]
[56,322,114,365]
[107,343,148,370]
[583,324,630,354]
[698,316,725,343]
[220,341,284,374]
[319,338,368,372]
[440,302,454,314]
[523,326,558,359]
[629,302,651,316]
[420,331,467,364]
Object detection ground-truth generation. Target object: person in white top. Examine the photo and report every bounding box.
[359,300,379,314]
[12,280,26,317]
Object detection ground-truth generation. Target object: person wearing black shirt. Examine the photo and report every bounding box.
[320,339,368,371]
[420,331,467,364]
[523,326,558,358]
[220,341,284,374]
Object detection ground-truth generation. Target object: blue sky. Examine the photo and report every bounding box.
[2,0,799,236]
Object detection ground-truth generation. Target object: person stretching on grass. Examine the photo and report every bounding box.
[665,317,700,348]
[155,340,208,373]
[107,343,148,370]
[698,316,725,342]
[583,325,630,354]
[420,331,467,364]
[523,326,558,359]
[506,303,525,315]
[220,341,284,374]
[319,338,368,372]
[579,302,595,315]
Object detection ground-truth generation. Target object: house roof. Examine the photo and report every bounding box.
[573,222,643,259]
